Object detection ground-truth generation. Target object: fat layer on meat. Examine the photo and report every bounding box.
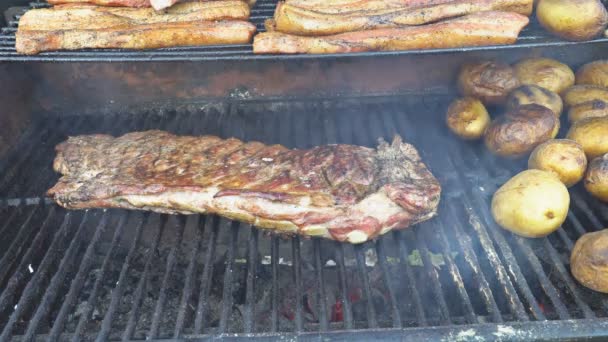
[48,131,441,244]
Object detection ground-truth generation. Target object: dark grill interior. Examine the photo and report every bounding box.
[1,97,608,340]
[2,0,608,61]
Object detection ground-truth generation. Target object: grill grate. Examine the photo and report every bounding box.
[2,0,608,61]
[1,97,608,340]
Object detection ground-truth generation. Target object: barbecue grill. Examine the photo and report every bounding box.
[2,1,608,341]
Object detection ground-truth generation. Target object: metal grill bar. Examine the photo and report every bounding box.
[4,118,80,197]
[431,218,477,324]
[119,214,166,341]
[511,237,571,319]
[354,244,379,328]
[292,237,304,332]
[0,205,41,283]
[86,212,147,342]
[441,210,503,323]
[0,206,23,241]
[66,214,135,340]
[23,211,109,340]
[375,239,403,328]
[397,106,534,321]
[149,216,186,339]
[174,215,204,338]
[571,192,605,230]
[395,232,428,326]
[540,239,595,318]
[335,244,354,329]
[0,117,44,175]
[194,216,219,334]
[0,123,53,196]
[270,236,279,332]
[313,239,329,331]
[244,228,259,333]
[4,116,94,199]
[0,211,79,341]
[414,228,452,325]
[218,221,239,333]
[0,206,56,315]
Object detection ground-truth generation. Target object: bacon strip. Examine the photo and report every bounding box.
[284,0,457,13]
[254,11,529,54]
[16,2,255,55]
[48,0,150,7]
[274,0,532,35]
[47,0,257,10]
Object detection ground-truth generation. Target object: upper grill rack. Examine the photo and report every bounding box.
[1,97,608,340]
[1,0,608,61]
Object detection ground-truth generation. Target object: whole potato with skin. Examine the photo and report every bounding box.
[585,154,608,202]
[514,58,575,94]
[576,60,608,87]
[537,0,608,41]
[528,139,587,187]
[485,104,559,157]
[506,85,563,117]
[446,97,490,140]
[563,85,608,107]
[568,100,608,122]
[492,169,569,238]
[458,61,521,105]
[571,229,608,293]
[566,116,608,159]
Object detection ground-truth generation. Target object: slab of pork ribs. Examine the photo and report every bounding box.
[48,131,441,243]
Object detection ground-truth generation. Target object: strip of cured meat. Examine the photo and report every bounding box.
[284,0,458,14]
[16,2,255,54]
[273,0,532,35]
[47,0,257,10]
[253,11,529,54]
[47,131,441,244]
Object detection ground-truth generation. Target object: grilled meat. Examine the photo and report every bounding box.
[47,0,257,10]
[47,131,441,244]
[284,0,457,14]
[274,0,532,35]
[254,11,529,54]
[48,0,150,7]
[16,2,255,55]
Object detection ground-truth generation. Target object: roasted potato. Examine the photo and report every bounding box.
[457,61,521,105]
[528,139,587,187]
[571,229,608,293]
[568,100,608,122]
[563,85,608,107]
[584,153,608,202]
[537,0,608,41]
[576,60,608,87]
[506,85,563,117]
[513,58,575,94]
[566,116,608,159]
[484,104,559,157]
[446,97,490,140]
[492,169,569,238]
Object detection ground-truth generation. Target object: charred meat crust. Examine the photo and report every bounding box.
[48,131,440,243]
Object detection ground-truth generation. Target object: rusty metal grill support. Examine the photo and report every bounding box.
[0,97,607,340]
